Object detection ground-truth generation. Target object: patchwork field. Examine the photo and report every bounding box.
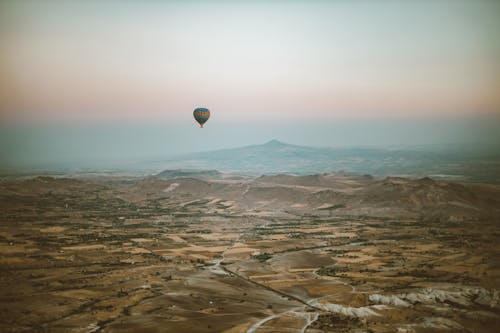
[1,174,499,332]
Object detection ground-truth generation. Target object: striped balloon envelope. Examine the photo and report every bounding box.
[193,107,210,128]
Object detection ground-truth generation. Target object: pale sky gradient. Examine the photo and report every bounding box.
[1,0,500,123]
[1,1,500,170]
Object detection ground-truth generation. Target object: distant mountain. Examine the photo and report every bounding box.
[148,140,500,183]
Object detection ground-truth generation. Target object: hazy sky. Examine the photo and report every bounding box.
[1,1,499,170]
[1,0,499,122]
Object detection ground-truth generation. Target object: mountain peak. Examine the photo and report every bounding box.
[263,139,287,147]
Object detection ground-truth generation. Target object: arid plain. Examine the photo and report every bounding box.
[1,173,499,332]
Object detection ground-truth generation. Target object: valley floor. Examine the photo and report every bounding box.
[0,175,499,332]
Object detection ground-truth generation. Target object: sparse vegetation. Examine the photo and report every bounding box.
[252,253,273,262]
[0,174,498,332]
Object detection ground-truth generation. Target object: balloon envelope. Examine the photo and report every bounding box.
[193,107,210,127]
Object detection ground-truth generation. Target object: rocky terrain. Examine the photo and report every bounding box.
[0,173,499,332]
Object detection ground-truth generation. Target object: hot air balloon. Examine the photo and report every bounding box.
[193,107,210,128]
